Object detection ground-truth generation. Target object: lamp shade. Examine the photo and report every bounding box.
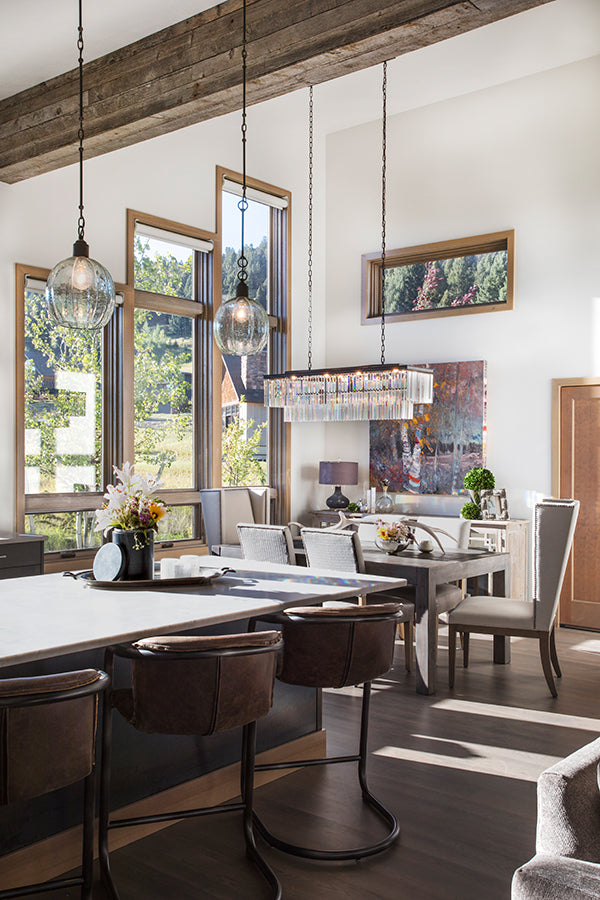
[319,461,359,486]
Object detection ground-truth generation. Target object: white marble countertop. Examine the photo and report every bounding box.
[0,556,407,668]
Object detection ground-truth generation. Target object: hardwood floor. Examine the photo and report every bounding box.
[48,627,600,898]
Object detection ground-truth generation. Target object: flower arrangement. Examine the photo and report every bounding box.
[376,520,412,543]
[94,462,170,536]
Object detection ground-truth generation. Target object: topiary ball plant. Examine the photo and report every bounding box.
[460,500,481,520]
[463,467,495,492]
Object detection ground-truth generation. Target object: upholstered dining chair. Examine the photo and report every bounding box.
[447,498,579,697]
[99,631,283,899]
[0,668,109,900]
[300,526,415,671]
[237,522,296,566]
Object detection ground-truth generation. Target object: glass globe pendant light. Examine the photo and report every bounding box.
[214,0,269,357]
[46,0,115,331]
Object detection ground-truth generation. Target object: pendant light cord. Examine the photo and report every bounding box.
[237,0,249,286]
[77,0,85,243]
[307,85,313,371]
[380,60,387,366]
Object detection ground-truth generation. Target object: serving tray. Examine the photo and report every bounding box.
[67,567,234,590]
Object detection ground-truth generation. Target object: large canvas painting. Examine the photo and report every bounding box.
[369,360,487,495]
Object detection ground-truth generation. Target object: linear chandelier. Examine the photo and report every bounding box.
[264,67,433,422]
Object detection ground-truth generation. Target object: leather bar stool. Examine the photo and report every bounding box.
[0,668,109,900]
[99,631,283,900]
[251,603,403,861]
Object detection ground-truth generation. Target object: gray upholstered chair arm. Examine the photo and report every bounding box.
[512,854,600,900]
[536,737,600,863]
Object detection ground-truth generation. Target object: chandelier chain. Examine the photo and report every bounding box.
[307,85,313,370]
[380,60,387,366]
[237,0,249,284]
[77,0,85,241]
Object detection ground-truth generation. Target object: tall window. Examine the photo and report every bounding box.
[130,213,214,543]
[16,266,125,558]
[218,171,290,521]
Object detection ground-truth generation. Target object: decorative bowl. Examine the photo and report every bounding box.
[375,537,409,555]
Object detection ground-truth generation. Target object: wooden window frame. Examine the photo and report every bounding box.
[15,263,133,572]
[361,230,514,324]
[127,209,217,551]
[215,167,291,526]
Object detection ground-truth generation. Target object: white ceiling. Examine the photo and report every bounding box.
[1,0,599,127]
[0,0,216,100]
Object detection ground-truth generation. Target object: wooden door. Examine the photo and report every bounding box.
[556,381,600,628]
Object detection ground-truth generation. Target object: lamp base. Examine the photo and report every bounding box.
[326,487,349,509]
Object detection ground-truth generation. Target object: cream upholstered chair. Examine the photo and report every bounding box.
[300,527,415,671]
[199,487,270,555]
[237,522,296,566]
[447,498,579,697]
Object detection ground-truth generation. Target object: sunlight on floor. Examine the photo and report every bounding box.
[374,737,559,782]
[570,639,600,654]
[432,698,600,732]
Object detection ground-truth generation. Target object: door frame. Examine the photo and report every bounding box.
[552,376,600,494]
[552,376,600,627]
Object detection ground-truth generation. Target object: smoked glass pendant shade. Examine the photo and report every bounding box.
[214,281,269,356]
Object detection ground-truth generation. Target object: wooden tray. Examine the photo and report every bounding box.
[69,567,235,590]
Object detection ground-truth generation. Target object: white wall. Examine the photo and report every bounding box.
[0,89,328,530]
[317,54,600,519]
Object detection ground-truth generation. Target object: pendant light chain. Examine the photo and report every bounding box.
[380,60,387,366]
[77,0,85,243]
[238,0,249,285]
[307,85,314,371]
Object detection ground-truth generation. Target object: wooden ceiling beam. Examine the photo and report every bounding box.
[0,0,552,183]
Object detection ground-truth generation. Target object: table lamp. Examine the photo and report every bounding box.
[319,461,359,509]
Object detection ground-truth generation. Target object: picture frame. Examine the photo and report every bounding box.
[480,488,509,520]
[362,230,514,324]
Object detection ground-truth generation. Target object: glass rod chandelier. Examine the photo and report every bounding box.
[265,68,433,422]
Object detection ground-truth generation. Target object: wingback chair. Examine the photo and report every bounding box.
[447,498,579,696]
[199,487,270,555]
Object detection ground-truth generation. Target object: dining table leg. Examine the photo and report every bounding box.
[414,569,437,695]
[492,563,511,664]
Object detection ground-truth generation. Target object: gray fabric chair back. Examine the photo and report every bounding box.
[301,527,365,574]
[200,487,270,551]
[533,498,579,630]
[237,522,295,565]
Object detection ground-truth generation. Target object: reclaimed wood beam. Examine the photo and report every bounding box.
[0,0,552,183]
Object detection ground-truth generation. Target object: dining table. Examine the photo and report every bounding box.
[360,543,511,695]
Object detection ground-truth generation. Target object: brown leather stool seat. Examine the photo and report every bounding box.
[251,603,403,861]
[0,668,109,900]
[99,631,283,900]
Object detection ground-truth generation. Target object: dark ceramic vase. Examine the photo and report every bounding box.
[111,529,154,580]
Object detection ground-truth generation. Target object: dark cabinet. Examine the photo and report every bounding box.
[0,535,45,579]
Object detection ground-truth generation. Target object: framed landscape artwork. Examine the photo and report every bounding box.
[369,360,487,495]
[362,231,513,323]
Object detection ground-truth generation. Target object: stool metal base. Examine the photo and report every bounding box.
[254,682,400,861]
[99,670,281,900]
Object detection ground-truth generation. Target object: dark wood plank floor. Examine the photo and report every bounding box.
[50,627,600,898]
